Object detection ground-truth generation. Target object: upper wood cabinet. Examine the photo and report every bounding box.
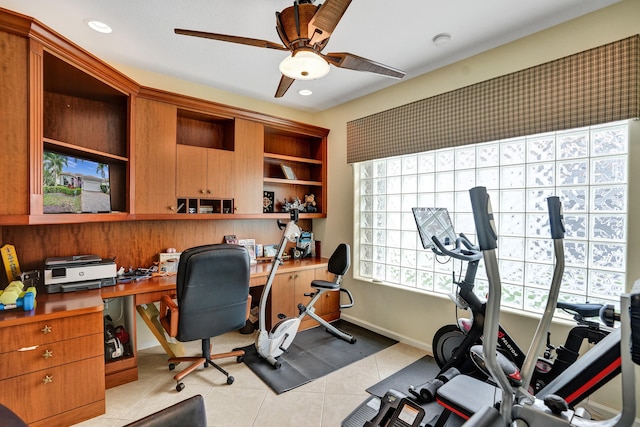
[0,30,29,216]
[234,119,264,214]
[0,7,329,225]
[133,98,177,214]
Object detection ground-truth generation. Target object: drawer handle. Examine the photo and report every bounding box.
[42,375,53,384]
[41,325,52,334]
[42,350,53,360]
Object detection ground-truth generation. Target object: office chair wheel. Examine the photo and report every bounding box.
[236,355,244,363]
[176,382,185,392]
[168,363,176,371]
[227,376,234,385]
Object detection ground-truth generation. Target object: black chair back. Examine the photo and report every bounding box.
[328,243,350,278]
[176,244,250,342]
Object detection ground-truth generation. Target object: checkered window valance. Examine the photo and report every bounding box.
[347,35,639,164]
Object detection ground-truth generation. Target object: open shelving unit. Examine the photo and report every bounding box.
[39,51,130,219]
[262,126,326,216]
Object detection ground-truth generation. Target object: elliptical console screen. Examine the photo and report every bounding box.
[388,398,425,427]
[412,207,457,250]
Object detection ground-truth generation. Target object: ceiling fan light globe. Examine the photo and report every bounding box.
[279,51,330,80]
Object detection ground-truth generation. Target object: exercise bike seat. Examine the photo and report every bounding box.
[310,279,341,291]
[556,301,602,319]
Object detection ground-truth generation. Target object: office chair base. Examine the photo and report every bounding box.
[167,348,245,391]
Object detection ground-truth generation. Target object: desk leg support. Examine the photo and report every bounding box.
[136,304,185,359]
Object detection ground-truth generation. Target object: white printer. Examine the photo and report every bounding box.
[44,255,116,293]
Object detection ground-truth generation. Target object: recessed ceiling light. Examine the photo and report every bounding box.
[432,33,451,46]
[85,19,112,34]
[298,89,313,96]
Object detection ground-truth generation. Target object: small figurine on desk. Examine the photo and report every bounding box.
[281,197,304,212]
[0,280,36,311]
[303,194,317,213]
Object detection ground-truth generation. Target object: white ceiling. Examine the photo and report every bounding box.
[0,0,621,112]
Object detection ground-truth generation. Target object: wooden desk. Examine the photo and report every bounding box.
[99,257,334,388]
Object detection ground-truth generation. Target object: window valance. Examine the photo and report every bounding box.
[347,35,639,164]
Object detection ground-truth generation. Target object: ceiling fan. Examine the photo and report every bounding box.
[174,0,406,98]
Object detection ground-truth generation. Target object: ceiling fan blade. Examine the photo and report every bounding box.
[323,52,405,79]
[174,29,288,51]
[308,0,352,46]
[275,74,296,98]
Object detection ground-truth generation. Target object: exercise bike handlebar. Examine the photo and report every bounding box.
[547,196,565,240]
[469,187,498,251]
[430,233,482,262]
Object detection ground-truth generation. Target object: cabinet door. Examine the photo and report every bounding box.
[233,119,263,214]
[313,267,340,319]
[0,31,29,215]
[133,98,177,213]
[269,272,296,327]
[207,149,234,198]
[176,145,207,198]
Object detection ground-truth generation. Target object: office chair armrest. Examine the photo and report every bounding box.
[160,294,179,338]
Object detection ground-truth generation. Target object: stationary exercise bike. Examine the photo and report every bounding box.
[409,207,616,402]
[255,210,356,368]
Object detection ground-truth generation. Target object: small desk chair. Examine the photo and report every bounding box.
[299,243,356,343]
[159,244,251,392]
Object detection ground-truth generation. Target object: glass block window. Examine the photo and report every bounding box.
[354,121,629,313]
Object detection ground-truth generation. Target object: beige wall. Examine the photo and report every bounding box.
[313,0,640,414]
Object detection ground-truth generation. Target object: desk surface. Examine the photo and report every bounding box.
[101,256,328,299]
[0,257,329,327]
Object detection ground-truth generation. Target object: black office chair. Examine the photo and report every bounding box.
[124,394,206,427]
[0,404,27,427]
[159,244,251,392]
[298,243,356,343]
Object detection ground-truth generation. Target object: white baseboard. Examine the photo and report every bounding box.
[341,313,433,355]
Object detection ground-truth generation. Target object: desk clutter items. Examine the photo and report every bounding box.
[44,254,116,293]
[158,250,181,274]
[0,280,36,311]
[104,315,132,362]
[0,244,39,311]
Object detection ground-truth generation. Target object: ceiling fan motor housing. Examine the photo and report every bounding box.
[276,3,329,52]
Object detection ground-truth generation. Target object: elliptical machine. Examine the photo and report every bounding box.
[255,210,356,369]
[442,187,640,427]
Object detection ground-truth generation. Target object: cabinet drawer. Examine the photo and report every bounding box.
[0,333,103,379]
[0,312,102,354]
[0,356,105,424]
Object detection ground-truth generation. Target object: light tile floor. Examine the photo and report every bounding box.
[73,329,428,426]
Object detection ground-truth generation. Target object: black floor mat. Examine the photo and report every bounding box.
[366,355,440,397]
[240,320,397,394]
[363,355,464,427]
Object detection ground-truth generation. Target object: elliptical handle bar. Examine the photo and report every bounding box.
[547,196,565,240]
[431,233,482,262]
[469,186,498,251]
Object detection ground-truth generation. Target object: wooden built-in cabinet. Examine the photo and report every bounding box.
[0,8,329,225]
[266,264,340,331]
[133,98,177,214]
[0,293,105,426]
